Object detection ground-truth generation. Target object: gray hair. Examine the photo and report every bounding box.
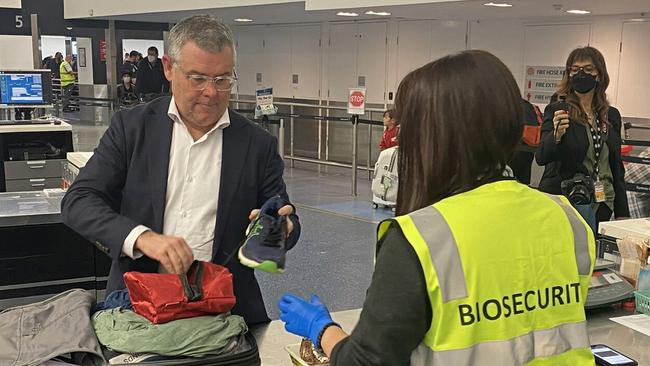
[168,15,236,65]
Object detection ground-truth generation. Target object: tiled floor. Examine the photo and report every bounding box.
[68,113,393,319]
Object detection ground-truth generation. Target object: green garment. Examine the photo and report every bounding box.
[92,309,247,357]
[582,125,615,210]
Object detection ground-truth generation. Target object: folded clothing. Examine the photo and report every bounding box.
[102,335,251,364]
[107,353,172,364]
[39,359,81,366]
[93,309,247,358]
[94,289,133,313]
[0,289,105,366]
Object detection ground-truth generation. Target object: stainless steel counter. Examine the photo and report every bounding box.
[1,191,648,364]
[252,307,650,365]
[588,307,650,365]
[0,121,71,134]
[0,190,63,227]
[251,309,360,366]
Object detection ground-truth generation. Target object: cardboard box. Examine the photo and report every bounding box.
[616,236,649,288]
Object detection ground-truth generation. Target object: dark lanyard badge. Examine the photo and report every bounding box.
[590,118,607,203]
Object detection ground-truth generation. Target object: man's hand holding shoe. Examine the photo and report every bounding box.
[248,204,295,236]
[239,196,293,274]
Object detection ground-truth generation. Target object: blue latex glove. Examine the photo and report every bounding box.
[279,293,338,347]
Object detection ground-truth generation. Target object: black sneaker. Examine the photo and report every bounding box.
[238,196,288,274]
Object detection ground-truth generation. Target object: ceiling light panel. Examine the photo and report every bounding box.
[337,11,359,17]
[483,2,513,7]
[566,9,591,14]
[365,10,391,16]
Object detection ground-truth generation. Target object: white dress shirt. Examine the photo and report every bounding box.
[122,97,230,262]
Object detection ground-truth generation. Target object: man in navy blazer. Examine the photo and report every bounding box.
[61,15,300,324]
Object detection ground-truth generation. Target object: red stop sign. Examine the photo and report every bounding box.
[349,91,365,107]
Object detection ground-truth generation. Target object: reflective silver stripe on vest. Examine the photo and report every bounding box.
[409,321,590,366]
[545,195,591,276]
[410,206,468,302]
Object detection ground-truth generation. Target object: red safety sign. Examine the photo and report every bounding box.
[99,40,106,62]
[350,91,365,107]
[347,88,366,115]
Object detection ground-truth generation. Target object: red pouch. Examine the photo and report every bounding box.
[124,261,236,324]
[522,104,544,147]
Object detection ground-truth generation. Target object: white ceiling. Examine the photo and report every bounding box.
[80,0,650,24]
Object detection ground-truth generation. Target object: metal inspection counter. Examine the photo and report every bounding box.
[3,189,650,364]
[0,121,73,193]
[0,190,63,226]
[0,190,110,309]
[252,307,650,365]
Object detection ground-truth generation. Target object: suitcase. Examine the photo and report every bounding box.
[372,146,398,209]
[107,332,260,366]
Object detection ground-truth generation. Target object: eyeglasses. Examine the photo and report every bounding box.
[174,64,238,91]
[568,64,597,74]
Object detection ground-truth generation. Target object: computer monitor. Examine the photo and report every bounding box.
[0,70,53,106]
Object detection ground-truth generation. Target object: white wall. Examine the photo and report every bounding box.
[468,20,524,88]
[291,25,321,99]
[616,22,650,118]
[64,0,297,18]
[0,0,21,8]
[233,15,650,117]
[234,24,322,99]
[41,36,68,59]
[264,26,292,98]
[391,19,466,94]
[76,37,94,85]
[0,35,33,69]
[234,26,265,96]
[122,39,165,59]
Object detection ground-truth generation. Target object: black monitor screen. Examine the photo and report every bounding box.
[0,71,52,105]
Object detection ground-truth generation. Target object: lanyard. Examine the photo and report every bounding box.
[588,118,604,178]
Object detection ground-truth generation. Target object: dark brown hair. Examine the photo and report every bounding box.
[556,46,610,124]
[384,109,399,125]
[395,50,523,215]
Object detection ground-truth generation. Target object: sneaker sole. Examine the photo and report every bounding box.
[238,246,285,274]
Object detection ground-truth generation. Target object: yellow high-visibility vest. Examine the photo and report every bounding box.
[60,61,75,87]
[378,180,595,365]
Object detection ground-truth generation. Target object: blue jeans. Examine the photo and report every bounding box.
[574,203,598,233]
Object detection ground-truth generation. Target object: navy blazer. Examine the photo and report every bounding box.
[535,101,629,217]
[61,97,300,324]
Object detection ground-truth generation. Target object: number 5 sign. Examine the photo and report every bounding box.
[347,88,366,115]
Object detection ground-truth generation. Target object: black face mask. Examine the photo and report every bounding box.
[570,70,597,94]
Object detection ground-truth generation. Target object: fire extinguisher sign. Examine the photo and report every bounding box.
[347,88,366,115]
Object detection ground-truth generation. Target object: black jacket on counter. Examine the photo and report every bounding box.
[135,58,169,95]
[61,97,300,324]
[535,101,629,217]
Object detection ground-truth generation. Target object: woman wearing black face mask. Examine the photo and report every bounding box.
[536,46,629,231]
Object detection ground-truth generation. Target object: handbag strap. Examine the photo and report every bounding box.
[533,104,543,126]
[179,261,204,302]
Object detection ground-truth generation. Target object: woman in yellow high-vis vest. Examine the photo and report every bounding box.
[279,50,596,366]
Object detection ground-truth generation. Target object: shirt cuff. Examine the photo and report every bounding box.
[123,225,150,259]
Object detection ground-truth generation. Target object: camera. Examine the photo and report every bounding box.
[560,173,594,205]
